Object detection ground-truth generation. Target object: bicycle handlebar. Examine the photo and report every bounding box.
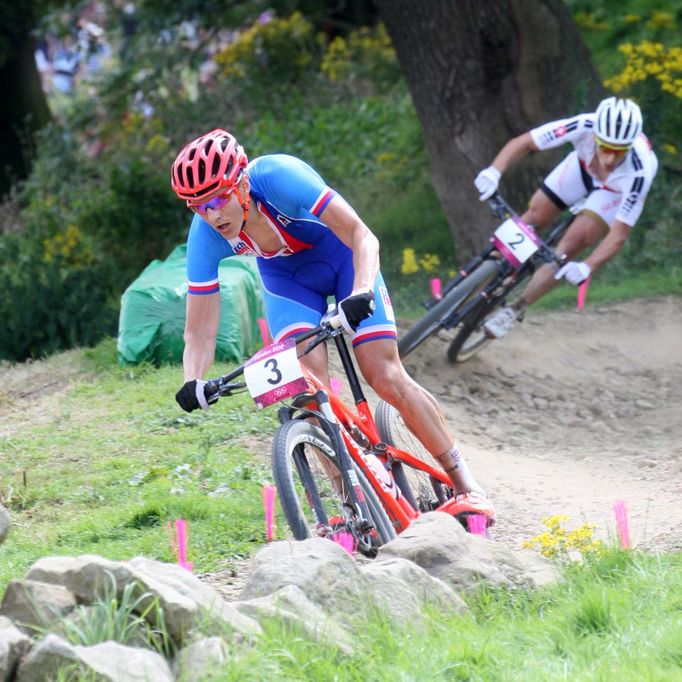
[203,311,344,403]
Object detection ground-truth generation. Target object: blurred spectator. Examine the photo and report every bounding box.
[77,18,111,79]
[34,35,53,93]
[51,34,80,96]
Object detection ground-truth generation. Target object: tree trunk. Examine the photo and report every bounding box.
[0,14,52,198]
[374,0,604,257]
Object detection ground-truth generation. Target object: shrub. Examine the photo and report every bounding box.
[0,235,117,361]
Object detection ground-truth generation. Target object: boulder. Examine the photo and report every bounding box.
[0,616,32,681]
[0,580,76,634]
[16,634,173,682]
[377,512,560,592]
[0,505,9,545]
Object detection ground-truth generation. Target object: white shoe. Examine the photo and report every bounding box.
[483,307,517,339]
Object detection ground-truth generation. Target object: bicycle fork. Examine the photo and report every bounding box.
[314,390,376,537]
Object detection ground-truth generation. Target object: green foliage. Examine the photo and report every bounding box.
[321,23,401,95]
[0,234,117,361]
[216,11,323,94]
[46,573,173,656]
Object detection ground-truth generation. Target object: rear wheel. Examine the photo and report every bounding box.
[271,419,395,555]
[374,400,453,512]
[398,260,502,360]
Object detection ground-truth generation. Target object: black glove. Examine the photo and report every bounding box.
[338,291,376,333]
[176,380,209,412]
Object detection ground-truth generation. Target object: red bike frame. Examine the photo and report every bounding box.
[298,363,459,535]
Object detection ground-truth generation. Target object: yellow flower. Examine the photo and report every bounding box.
[419,253,441,273]
[401,248,420,275]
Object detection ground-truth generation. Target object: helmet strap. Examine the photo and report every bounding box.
[233,185,250,227]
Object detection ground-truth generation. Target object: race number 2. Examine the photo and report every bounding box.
[243,338,307,409]
[492,217,541,268]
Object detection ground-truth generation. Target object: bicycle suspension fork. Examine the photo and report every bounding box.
[313,390,375,531]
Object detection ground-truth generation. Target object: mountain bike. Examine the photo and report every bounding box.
[398,193,573,363]
[204,311,489,557]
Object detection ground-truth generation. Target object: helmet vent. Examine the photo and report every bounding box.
[211,154,222,177]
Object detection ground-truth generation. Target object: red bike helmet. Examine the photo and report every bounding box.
[171,129,248,203]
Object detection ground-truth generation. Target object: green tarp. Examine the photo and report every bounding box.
[117,245,264,365]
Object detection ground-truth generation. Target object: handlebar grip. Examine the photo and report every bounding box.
[204,379,221,404]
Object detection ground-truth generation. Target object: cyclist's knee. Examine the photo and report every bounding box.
[522,190,559,227]
[362,359,406,400]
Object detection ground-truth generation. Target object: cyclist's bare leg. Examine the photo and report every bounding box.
[354,339,484,495]
[519,211,608,307]
[521,188,562,229]
[297,338,330,386]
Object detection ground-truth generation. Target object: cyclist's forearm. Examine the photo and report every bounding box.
[351,229,380,293]
[490,132,538,174]
[585,223,629,272]
[183,336,216,381]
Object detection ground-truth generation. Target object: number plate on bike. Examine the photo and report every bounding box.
[492,217,542,268]
[243,338,307,409]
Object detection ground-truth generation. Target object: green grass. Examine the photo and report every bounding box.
[194,549,682,681]
[0,338,279,589]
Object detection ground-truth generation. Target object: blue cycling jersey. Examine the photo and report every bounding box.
[185,154,396,347]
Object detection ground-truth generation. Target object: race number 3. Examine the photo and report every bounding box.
[243,338,307,409]
[492,217,541,268]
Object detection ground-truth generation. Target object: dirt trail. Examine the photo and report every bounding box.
[397,295,682,551]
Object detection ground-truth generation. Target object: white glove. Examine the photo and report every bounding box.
[474,167,501,201]
[554,261,592,286]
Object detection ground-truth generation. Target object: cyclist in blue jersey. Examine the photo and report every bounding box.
[170,128,495,522]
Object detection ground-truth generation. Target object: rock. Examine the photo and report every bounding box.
[0,505,9,545]
[377,512,560,593]
[236,584,354,654]
[127,557,260,643]
[240,538,367,620]
[0,580,76,634]
[638,459,658,468]
[173,636,229,682]
[16,633,173,682]
[360,556,467,625]
[0,616,32,681]
[26,555,259,645]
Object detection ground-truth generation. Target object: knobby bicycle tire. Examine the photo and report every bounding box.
[271,419,396,550]
[398,259,502,360]
[374,400,453,512]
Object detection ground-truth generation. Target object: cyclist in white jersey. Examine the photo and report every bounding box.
[170,128,495,522]
[473,97,658,338]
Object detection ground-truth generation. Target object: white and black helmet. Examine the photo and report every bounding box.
[594,97,642,147]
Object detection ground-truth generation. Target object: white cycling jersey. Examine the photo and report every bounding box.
[530,113,658,228]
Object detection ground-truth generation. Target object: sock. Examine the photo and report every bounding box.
[438,444,483,496]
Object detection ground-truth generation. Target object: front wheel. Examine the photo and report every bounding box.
[398,259,502,360]
[271,419,396,555]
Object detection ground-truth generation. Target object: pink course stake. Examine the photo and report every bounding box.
[263,485,277,542]
[613,500,630,549]
[167,519,194,572]
[466,514,487,536]
[577,276,592,310]
[431,278,443,300]
[257,318,271,346]
[331,531,356,555]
